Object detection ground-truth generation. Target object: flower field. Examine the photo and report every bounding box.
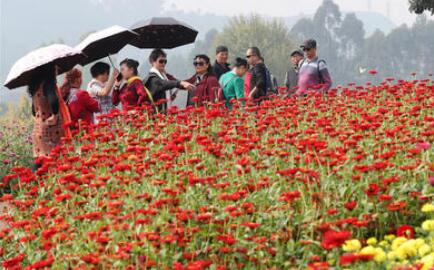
[1,80,433,269]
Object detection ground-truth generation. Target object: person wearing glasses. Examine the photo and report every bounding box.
[246,47,267,102]
[186,54,220,106]
[297,39,332,96]
[144,49,195,111]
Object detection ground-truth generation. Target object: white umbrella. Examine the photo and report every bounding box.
[76,25,138,66]
[4,44,84,89]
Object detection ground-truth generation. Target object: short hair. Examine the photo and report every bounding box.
[248,47,262,58]
[90,62,110,78]
[216,45,228,55]
[120,58,140,76]
[149,49,167,64]
[291,50,304,57]
[234,57,248,68]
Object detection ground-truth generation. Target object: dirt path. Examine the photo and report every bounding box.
[0,202,8,230]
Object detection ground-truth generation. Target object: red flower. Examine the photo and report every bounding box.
[397,225,414,239]
[2,254,25,268]
[344,201,357,211]
[365,184,380,196]
[321,230,352,250]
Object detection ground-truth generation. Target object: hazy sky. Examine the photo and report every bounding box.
[162,0,419,25]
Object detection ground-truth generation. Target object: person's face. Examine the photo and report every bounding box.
[153,56,167,72]
[121,64,134,79]
[291,55,303,66]
[194,58,209,74]
[235,66,248,77]
[246,49,258,66]
[98,73,109,83]
[216,51,229,64]
[304,47,317,59]
[71,77,82,88]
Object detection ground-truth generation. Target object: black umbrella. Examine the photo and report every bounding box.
[76,25,139,66]
[129,17,198,49]
[4,44,84,89]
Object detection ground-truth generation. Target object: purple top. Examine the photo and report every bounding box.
[297,57,332,95]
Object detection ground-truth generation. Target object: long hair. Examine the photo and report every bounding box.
[194,54,213,74]
[28,64,59,114]
[61,68,82,100]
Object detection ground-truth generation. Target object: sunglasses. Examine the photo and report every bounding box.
[193,61,206,67]
[158,59,167,64]
[302,47,312,52]
[246,55,255,59]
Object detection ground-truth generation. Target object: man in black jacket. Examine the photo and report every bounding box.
[143,49,194,111]
[246,47,267,100]
[212,45,230,80]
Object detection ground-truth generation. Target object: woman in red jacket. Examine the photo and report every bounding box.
[112,58,151,111]
[186,54,220,106]
[62,68,100,129]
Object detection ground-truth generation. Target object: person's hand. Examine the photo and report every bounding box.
[180,81,195,91]
[112,69,120,79]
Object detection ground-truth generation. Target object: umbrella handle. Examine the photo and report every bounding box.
[107,55,117,69]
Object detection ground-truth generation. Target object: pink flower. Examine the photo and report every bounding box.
[415,142,431,151]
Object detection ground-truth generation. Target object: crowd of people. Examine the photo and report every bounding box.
[28,38,332,170]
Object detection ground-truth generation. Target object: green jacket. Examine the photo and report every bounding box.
[219,71,244,109]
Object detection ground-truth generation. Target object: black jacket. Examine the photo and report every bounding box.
[212,61,230,80]
[250,63,267,98]
[143,72,181,102]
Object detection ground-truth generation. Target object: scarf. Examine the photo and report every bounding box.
[55,86,72,139]
[150,67,168,81]
[127,76,142,86]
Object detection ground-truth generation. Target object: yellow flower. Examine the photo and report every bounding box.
[391,237,408,251]
[367,237,378,245]
[395,239,418,259]
[419,244,432,256]
[379,240,389,247]
[359,246,386,262]
[421,203,434,213]
[385,234,396,241]
[422,220,434,231]
[343,239,362,252]
[420,253,434,270]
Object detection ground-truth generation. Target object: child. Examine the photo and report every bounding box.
[87,62,118,123]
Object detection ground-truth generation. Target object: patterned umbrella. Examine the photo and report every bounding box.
[129,17,198,49]
[4,44,84,89]
[76,25,138,66]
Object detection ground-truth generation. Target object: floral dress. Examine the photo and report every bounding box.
[31,86,63,158]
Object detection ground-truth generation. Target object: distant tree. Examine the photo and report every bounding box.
[190,29,219,60]
[409,0,434,14]
[213,15,296,82]
[291,0,365,85]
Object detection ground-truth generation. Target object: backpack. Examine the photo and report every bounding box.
[264,67,278,95]
[299,59,327,84]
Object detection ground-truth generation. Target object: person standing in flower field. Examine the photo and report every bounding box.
[212,45,231,80]
[219,57,249,109]
[246,47,267,102]
[86,62,119,123]
[28,64,65,170]
[112,59,151,111]
[143,49,195,112]
[297,39,332,96]
[284,50,304,96]
[62,68,100,130]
